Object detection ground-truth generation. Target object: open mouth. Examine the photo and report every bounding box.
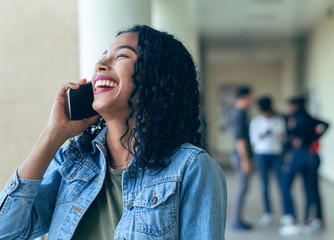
[94,79,119,94]
[95,80,118,90]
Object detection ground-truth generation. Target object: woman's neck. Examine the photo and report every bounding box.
[105,118,135,169]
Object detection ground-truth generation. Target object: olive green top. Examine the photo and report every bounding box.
[71,166,126,240]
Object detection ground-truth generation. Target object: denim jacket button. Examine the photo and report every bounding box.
[10,182,15,188]
[149,196,158,205]
[127,202,134,210]
[127,172,135,178]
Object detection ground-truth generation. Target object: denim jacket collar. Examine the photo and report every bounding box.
[90,126,136,169]
[91,126,108,154]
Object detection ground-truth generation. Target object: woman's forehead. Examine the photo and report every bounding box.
[110,32,138,51]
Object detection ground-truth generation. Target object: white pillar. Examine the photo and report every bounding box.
[78,0,151,78]
[151,0,199,66]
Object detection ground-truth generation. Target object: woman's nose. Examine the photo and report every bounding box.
[95,61,111,72]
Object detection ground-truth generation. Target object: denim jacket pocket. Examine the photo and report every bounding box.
[56,158,98,205]
[134,180,178,237]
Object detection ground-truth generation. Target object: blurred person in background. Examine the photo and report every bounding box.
[249,96,286,226]
[279,96,327,236]
[304,116,329,231]
[0,25,227,240]
[229,86,253,230]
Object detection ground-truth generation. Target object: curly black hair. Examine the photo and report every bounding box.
[72,25,202,176]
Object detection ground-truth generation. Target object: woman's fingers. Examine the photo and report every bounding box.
[80,115,101,130]
[62,79,87,93]
[71,78,87,89]
[67,81,81,91]
[47,79,100,140]
[76,78,87,85]
[57,79,88,105]
[66,115,100,140]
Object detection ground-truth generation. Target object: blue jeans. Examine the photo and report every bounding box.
[230,154,251,223]
[282,147,315,221]
[305,154,323,221]
[255,154,284,214]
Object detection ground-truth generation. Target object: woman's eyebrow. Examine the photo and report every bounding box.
[114,45,138,55]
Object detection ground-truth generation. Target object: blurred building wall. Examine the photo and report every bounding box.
[307,10,334,182]
[0,0,79,188]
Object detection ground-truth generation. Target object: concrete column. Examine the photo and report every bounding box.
[78,0,151,78]
[151,0,199,66]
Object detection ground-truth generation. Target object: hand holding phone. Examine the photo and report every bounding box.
[67,82,98,120]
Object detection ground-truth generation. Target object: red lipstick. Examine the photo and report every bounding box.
[94,75,118,84]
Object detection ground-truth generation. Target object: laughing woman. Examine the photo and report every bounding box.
[0,25,227,240]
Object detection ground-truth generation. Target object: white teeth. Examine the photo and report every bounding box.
[94,80,118,90]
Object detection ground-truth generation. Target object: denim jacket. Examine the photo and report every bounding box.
[0,127,227,240]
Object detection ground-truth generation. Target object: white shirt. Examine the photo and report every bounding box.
[250,114,286,155]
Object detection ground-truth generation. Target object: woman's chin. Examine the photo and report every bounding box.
[92,102,103,114]
[93,104,130,121]
[92,98,114,112]
[92,102,112,118]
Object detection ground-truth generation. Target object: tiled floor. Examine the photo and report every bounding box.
[224,169,334,240]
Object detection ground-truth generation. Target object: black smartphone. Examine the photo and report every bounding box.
[67,82,98,120]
